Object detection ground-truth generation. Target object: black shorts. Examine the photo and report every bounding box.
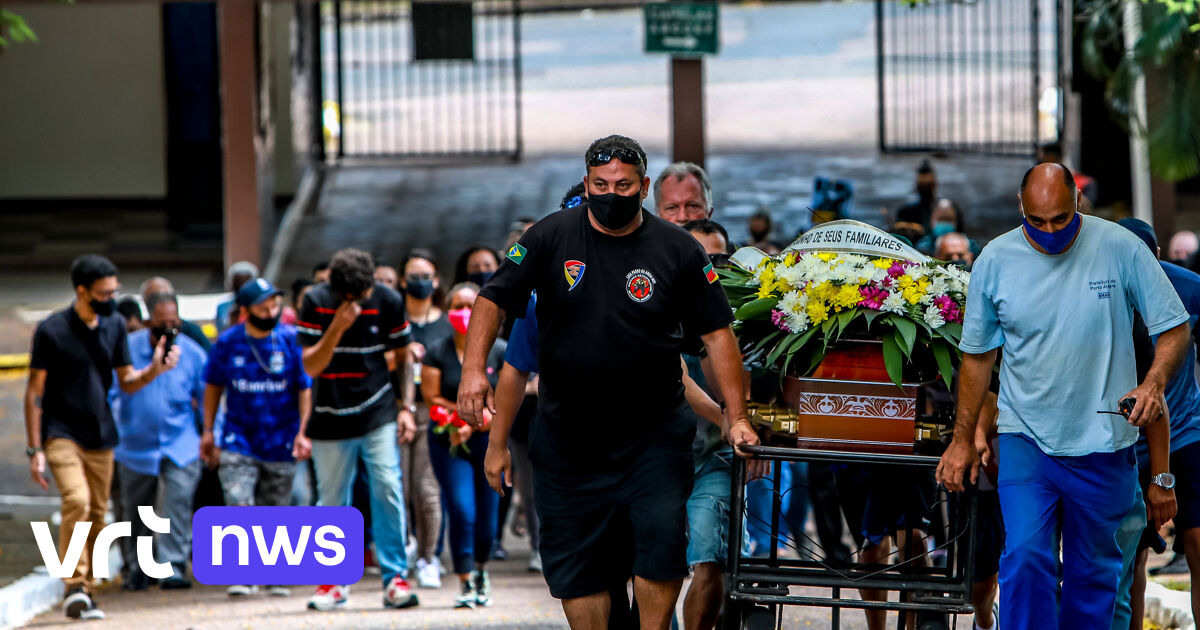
[972,489,1004,581]
[532,439,694,600]
[1138,440,1200,553]
[835,464,936,548]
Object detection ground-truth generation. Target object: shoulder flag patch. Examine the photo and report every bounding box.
[704,263,718,284]
[507,243,527,265]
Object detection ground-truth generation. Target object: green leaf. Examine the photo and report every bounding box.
[734,296,780,321]
[890,315,917,358]
[748,329,784,355]
[766,332,799,366]
[932,341,956,389]
[784,326,818,356]
[881,331,905,389]
[835,309,855,339]
[862,309,883,328]
[939,322,963,344]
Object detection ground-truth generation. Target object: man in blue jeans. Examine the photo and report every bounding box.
[936,163,1188,630]
[298,248,420,612]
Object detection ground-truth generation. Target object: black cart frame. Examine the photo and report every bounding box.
[723,445,979,630]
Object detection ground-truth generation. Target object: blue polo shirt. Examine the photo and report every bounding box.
[111,329,207,476]
[505,294,539,373]
[961,215,1189,456]
[205,324,312,462]
[1136,261,1200,462]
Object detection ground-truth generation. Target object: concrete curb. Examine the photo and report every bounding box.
[0,536,120,629]
[264,166,325,286]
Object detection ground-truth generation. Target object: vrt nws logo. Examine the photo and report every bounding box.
[625,269,656,303]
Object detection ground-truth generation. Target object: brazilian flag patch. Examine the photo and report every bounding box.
[507,243,527,265]
[704,263,718,284]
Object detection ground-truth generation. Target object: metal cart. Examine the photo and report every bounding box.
[723,444,979,630]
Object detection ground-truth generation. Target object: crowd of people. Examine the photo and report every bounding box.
[23,133,1200,630]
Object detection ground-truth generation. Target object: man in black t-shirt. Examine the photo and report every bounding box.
[458,135,759,630]
[26,254,181,620]
[297,248,421,612]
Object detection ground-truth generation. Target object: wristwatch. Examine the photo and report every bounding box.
[407,405,418,415]
[25,446,42,458]
[1151,472,1177,490]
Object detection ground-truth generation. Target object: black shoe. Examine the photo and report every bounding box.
[63,588,105,620]
[160,576,193,590]
[122,572,149,591]
[1149,552,1190,576]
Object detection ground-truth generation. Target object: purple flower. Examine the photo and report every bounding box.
[934,294,963,324]
[859,285,888,310]
[771,309,791,331]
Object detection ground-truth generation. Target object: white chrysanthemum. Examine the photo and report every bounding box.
[841,254,869,268]
[776,263,806,289]
[907,264,930,280]
[923,303,946,328]
[779,290,805,315]
[881,291,908,315]
[786,309,810,333]
[927,276,949,298]
[866,265,889,284]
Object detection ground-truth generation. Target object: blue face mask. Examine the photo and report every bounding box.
[1022,212,1081,255]
[931,221,956,238]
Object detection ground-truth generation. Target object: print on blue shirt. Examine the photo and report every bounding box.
[205,324,312,462]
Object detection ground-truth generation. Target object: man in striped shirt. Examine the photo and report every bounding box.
[297,248,420,612]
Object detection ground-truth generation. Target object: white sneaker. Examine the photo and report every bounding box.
[528,551,543,573]
[306,584,349,611]
[433,556,447,576]
[227,585,258,597]
[266,585,291,597]
[383,576,420,609]
[416,558,442,589]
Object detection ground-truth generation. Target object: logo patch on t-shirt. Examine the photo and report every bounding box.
[625,269,656,303]
[233,355,246,368]
[507,243,527,265]
[564,260,586,291]
[1089,279,1117,300]
[703,263,718,284]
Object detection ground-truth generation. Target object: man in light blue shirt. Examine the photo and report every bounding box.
[112,292,208,590]
[935,163,1190,630]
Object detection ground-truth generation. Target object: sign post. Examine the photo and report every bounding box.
[644,2,718,168]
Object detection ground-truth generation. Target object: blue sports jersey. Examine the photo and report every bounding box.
[505,293,539,373]
[1137,261,1200,462]
[204,324,313,462]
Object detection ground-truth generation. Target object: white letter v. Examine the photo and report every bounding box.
[32,521,91,580]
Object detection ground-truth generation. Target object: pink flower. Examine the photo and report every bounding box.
[859,285,888,310]
[887,261,910,278]
[934,295,963,324]
[771,309,790,331]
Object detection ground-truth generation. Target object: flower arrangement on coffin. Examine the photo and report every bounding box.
[720,235,970,389]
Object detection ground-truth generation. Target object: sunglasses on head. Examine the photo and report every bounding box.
[588,148,644,168]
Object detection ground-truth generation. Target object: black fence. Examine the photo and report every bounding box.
[876,0,1065,158]
[320,0,523,160]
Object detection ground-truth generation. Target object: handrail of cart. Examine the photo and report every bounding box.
[727,591,975,615]
[738,444,943,466]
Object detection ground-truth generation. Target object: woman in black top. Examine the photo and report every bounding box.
[398,249,453,588]
[422,283,506,609]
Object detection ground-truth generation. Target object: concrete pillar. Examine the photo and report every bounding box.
[218,0,262,270]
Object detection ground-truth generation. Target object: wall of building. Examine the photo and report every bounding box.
[0,3,167,199]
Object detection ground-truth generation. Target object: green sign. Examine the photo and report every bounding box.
[644,2,719,56]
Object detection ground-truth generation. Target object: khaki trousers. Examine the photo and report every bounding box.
[45,438,114,592]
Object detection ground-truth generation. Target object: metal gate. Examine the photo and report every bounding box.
[320,0,522,160]
[876,0,1065,157]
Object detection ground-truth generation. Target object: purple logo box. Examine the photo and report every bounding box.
[192,506,364,585]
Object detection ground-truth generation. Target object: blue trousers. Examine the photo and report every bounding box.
[428,429,499,576]
[1111,483,1147,630]
[311,421,408,586]
[997,433,1137,630]
[746,461,809,556]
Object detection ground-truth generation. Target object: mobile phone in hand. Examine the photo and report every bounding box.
[162,328,178,362]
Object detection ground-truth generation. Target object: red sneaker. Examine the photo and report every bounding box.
[383,576,419,609]
[306,584,348,611]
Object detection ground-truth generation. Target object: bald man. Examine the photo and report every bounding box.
[140,277,211,352]
[935,163,1190,630]
[934,232,974,266]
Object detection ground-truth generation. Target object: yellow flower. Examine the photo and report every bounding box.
[783,251,799,266]
[816,252,837,262]
[901,278,931,305]
[756,282,776,299]
[833,284,862,310]
[806,299,830,324]
[897,275,915,289]
[872,258,893,269]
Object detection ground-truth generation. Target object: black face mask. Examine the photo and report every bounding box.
[90,299,116,317]
[467,271,494,287]
[588,190,643,230]
[405,278,435,300]
[247,313,280,332]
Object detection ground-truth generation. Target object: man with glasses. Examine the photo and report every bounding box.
[25,254,181,620]
[459,135,758,630]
